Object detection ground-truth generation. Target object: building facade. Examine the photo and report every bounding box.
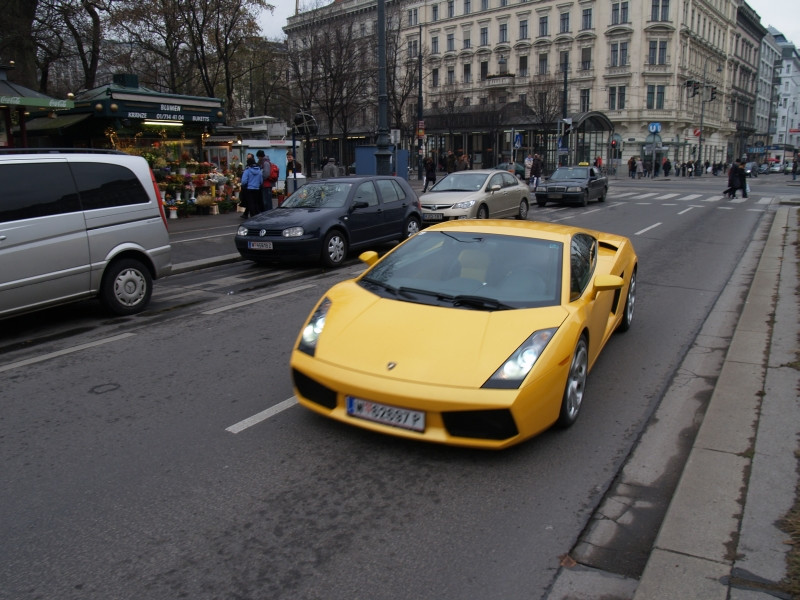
[769,27,800,164]
[285,0,790,173]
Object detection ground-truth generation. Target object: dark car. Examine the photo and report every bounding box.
[495,161,525,179]
[235,176,422,267]
[744,162,758,178]
[757,163,770,175]
[534,165,608,207]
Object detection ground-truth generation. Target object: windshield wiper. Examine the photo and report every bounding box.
[451,295,514,311]
[361,278,400,295]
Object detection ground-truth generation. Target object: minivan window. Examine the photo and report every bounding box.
[71,162,150,209]
[0,162,80,223]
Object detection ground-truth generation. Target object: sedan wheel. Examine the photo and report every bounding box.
[617,267,636,332]
[557,335,588,428]
[322,230,347,267]
[516,199,529,220]
[580,190,589,207]
[477,204,489,219]
[404,216,420,239]
[599,187,607,202]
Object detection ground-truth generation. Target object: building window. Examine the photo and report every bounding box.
[447,66,455,84]
[610,43,619,67]
[408,8,418,25]
[581,47,591,70]
[580,88,590,112]
[560,12,569,34]
[582,8,592,30]
[407,39,419,58]
[448,0,455,18]
[480,26,489,46]
[431,36,439,54]
[646,84,665,109]
[648,40,668,64]
[538,53,548,75]
[611,2,628,25]
[651,0,669,22]
[608,86,617,110]
[481,0,488,10]
[463,63,472,83]
[539,16,548,37]
[658,40,667,64]
[518,55,528,76]
[519,19,528,39]
[619,86,626,109]
[480,60,489,80]
[463,31,471,48]
[464,0,471,15]
[432,5,439,21]
[519,93,527,103]
[620,42,628,65]
[447,33,455,51]
[464,97,471,106]
[500,0,507,5]
[499,23,508,43]
[480,96,488,105]
[432,68,439,87]
[560,50,569,72]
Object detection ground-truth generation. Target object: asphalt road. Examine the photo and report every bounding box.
[0,173,792,599]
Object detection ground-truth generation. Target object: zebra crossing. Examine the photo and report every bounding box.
[609,190,773,205]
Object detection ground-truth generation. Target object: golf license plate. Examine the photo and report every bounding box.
[549,193,562,199]
[423,213,443,221]
[346,396,425,432]
[248,241,273,250]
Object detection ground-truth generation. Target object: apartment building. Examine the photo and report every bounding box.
[768,27,800,163]
[285,0,779,171]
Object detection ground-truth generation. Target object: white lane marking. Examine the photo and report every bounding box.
[170,232,232,244]
[678,194,703,201]
[0,333,135,374]
[610,192,638,198]
[678,206,699,215]
[226,397,298,433]
[632,192,658,199]
[729,197,747,204]
[656,193,680,199]
[757,197,772,205]
[701,195,722,203]
[202,284,316,315]
[635,223,662,235]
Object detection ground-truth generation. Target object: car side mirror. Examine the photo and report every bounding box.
[489,184,501,192]
[351,200,370,211]
[359,251,379,266]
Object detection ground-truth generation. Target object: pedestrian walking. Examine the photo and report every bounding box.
[723,160,740,199]
[628,156,636,179]
[663,158,672,177]
[422,157,436,192]
[322,157,338,178]
[446,151,456,173]
[635,158,644,179]
[793,158,798,181]
[530,153,543,188]
[256,150,274,212]
[241,156,263,217]
[524,153,534,182]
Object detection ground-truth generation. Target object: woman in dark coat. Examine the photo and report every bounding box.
[422,157,436,192]
[723,161,740,199]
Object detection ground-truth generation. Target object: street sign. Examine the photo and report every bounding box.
[648,122,661,133]
[514,133,522,149]
[694,128,701,137]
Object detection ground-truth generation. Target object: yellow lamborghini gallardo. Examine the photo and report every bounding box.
[291,219,637,449]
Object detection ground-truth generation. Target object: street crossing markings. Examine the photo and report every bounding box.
[757,197,772,205]
[678,194,703,201]
[202,283,317,315]
[631,192,658,199]
[656,193,680,199]
[226,397,298,433]
[635,223,662,235]
[609,192,638,198]
[0,333,136,374]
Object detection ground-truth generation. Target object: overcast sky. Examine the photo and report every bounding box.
[259,0,799,49]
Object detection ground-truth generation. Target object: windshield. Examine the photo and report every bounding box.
[359,230,563,310]
[550,167,588,180]
[429,173,489,193]
[281,183,352,208]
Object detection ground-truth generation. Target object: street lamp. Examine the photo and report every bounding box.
[417,24,424,181]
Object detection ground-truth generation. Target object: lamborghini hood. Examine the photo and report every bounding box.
[311,282,569,387]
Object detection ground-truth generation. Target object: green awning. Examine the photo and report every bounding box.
[24,113,90,131]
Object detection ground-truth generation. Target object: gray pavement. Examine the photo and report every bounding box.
[166,176,800,599]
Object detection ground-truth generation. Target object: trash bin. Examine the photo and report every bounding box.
[286,174,306,195]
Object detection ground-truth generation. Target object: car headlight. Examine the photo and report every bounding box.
[298,297,331,356]
[452,199,476,210]
[237,225,248,236]
[567,186,583,193]
[483,328,557,389]
[535,186,546,192]
[283,226,304,237]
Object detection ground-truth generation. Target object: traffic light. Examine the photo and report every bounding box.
[686,80,696,97]
[692,81,701,97]
[611,139,618,149]
[710,86,717,101]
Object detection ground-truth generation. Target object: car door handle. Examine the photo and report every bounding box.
[0,235,6,241]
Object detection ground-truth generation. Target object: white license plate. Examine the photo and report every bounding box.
[346,396,425,432]
[549,193,562,199]
[423,213,443,221]
[248,241,273,250]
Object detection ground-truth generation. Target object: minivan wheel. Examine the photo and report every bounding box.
[100,258,153,315]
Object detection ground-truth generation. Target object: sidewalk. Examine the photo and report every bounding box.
[548,200,800,599]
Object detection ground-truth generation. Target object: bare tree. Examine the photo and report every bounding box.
[1,0,40,89]
[526,73,564,131]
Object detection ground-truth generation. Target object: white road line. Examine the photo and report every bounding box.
[656,193,680,199]
[701,196,722,203]
[226,397,298,433]
[0,333,135,374]
[202,283,316,315]
[610,192,638,198]
[729,197,747,204]
[170,232,232,244]
[678,194,703,201]
[631,192,658,199]
[635,223,662,235]
[678,206,699,215]
[757,197,772,205]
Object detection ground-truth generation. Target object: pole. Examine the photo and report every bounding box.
[417,24,423,181]
[562,66,568,165]
[697,60,708,177]
[375,0,392,176]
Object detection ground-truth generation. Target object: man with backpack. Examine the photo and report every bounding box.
[257,150,279,211]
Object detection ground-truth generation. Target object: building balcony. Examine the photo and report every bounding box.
[605,64,631,76]
[484,75,516,87]
[643,61,672,74]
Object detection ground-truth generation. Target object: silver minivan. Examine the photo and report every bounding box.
[0,149,172,318]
